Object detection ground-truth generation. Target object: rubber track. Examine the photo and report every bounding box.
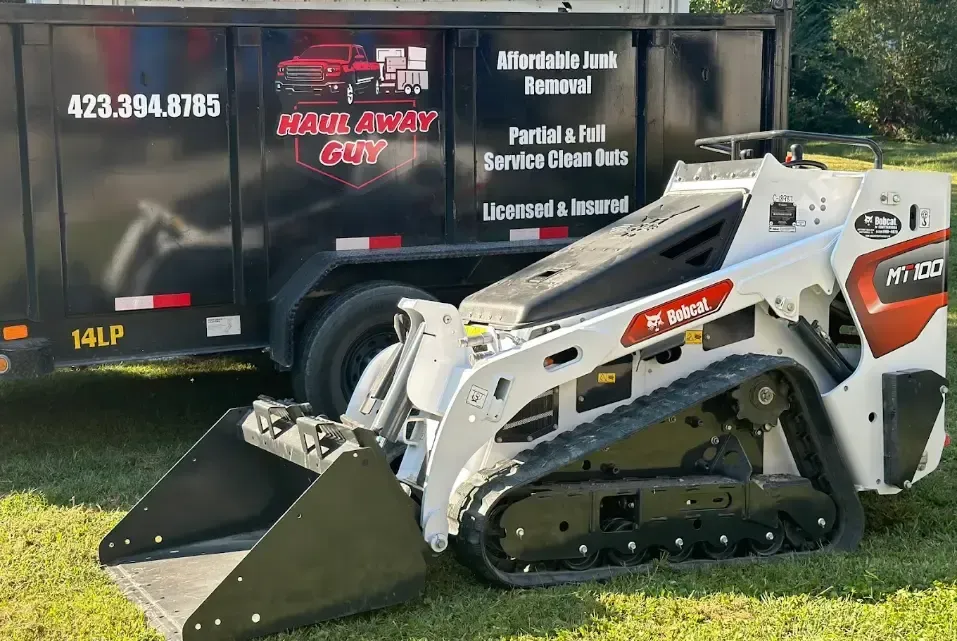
[451,353,865,587]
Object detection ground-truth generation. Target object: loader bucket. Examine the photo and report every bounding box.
[99,404,428,641]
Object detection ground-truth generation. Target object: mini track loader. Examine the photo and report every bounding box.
[100,131,952,641]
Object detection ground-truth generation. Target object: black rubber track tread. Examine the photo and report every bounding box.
[451,353,865,587]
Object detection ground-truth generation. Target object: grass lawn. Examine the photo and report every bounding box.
[3,140,957,641]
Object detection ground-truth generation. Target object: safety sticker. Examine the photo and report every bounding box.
[466,385,489,409]
[684,330,703,344]
[464,324,488,337]
[206,315,241,337]
[919,208,931,228]
[597,372,616,384]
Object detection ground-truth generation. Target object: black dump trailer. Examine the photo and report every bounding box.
[0,0,793,417]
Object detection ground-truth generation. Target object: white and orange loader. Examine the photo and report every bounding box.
[99,131,952,641]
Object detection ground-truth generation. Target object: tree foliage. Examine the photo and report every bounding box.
[787,0,865,134]
[830,0,957,140]
[692,0,957,140]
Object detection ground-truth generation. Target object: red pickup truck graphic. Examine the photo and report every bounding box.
[276,44,381,105]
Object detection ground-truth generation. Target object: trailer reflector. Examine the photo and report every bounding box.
[115,293,192,311]
[0,354,9,374]
[2,324,28,341]
[335,236,402,251]
[509,226,569,241]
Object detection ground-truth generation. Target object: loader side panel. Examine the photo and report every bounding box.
[459,190,746,328]
[0,25,29,322]
[51,26,235,316]
[262,28,447,289]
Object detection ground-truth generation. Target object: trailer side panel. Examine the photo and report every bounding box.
[465,29,639,244]
[0,26,29,322]
[51,25,235,317]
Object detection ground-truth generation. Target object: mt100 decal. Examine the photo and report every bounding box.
[845,229,949,358]
[874,241,947,305]
[621,280,733,347]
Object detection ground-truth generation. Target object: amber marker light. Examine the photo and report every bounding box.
[2,324,28,341]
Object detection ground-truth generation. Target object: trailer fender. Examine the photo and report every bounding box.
[267,242,572,371]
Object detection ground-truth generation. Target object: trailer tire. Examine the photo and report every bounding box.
[293,281,436,418]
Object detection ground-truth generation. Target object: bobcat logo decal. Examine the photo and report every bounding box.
[645,311,664,332]
[864,215,873,224]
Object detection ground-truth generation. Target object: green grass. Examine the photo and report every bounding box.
[3,141,957,640]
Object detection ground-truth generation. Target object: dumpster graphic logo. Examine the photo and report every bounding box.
[276,108,438,188]
[275,42,435,189]
[276,43,430,104]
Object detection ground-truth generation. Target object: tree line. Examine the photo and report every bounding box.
[692,0,957,141]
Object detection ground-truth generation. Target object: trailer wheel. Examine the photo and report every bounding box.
[293,281,437,418]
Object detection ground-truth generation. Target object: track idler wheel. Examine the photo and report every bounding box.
[784,518,824,551]
[666,539,694,562]
[749,528,785,556]
[603,518,648,566]
[561,548,602,570]
[483,504,521,573]
[702,535,738,560]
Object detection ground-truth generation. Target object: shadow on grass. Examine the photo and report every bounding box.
[0,356,293,509]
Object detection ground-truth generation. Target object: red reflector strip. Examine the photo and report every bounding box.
[945,433,951,448]
[621,279,734,347]
[369,235,402,249]
[335,235,402,250]
[509,226,569,241]
[115,293,192,311]
[153,293,192,309]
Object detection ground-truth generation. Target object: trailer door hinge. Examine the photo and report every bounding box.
[650,30,671,49]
